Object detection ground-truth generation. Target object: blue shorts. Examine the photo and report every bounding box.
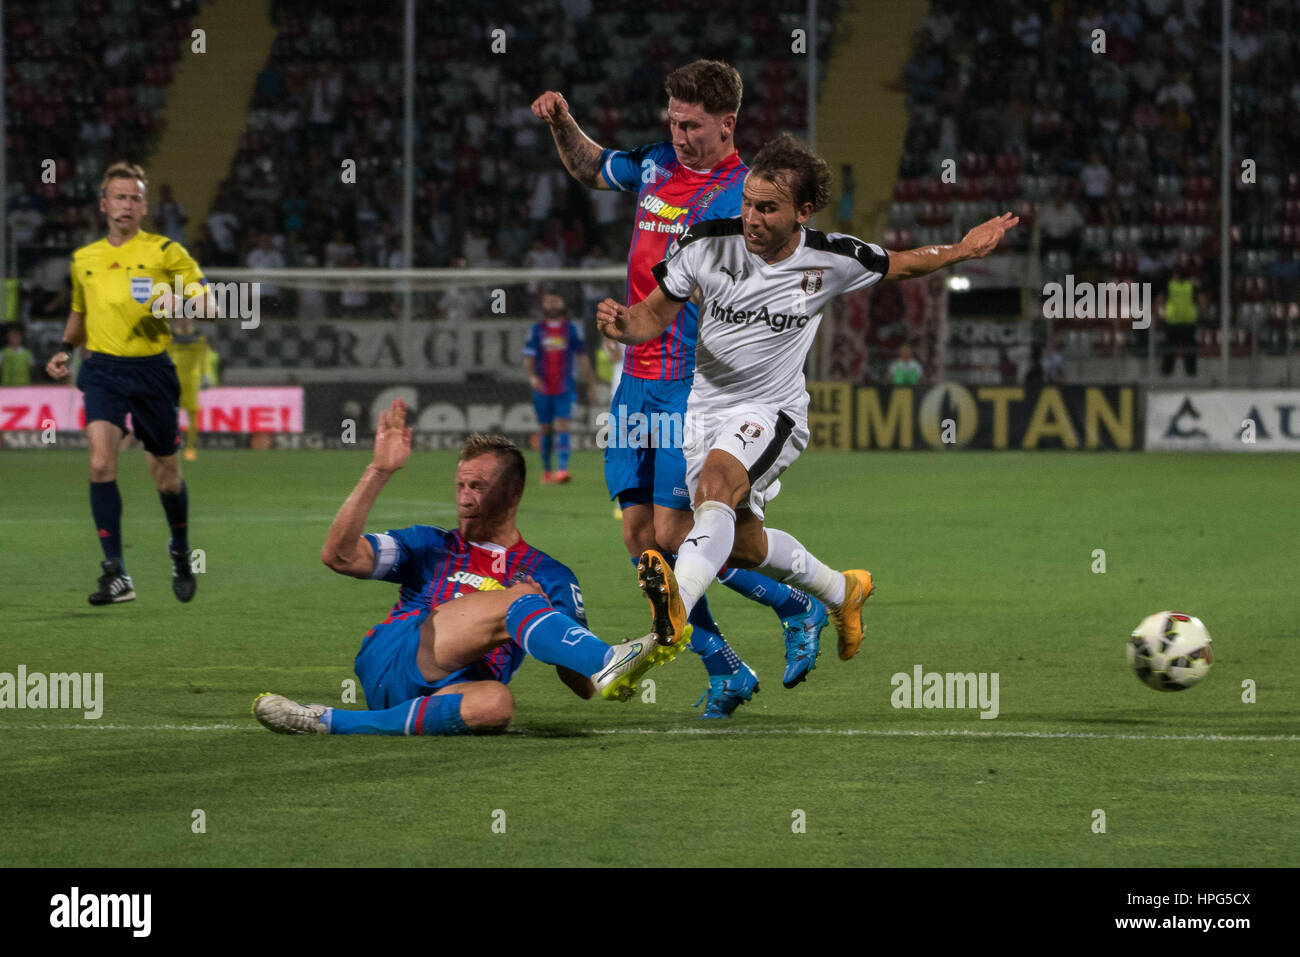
[77,352,181,457]
[602,375,692,510]
[532,390,575,425]
[353,607,525,710]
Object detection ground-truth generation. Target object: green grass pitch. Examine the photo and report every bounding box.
[1,448,1296,867]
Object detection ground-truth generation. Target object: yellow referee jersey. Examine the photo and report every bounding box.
[70,230,208,357]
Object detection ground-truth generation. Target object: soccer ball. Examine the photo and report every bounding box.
[1127,611,1213,691]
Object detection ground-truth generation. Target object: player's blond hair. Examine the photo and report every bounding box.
[100,161,148,197]
[459,433,527,499]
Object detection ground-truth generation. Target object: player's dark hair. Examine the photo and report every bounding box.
[460,433,526,499]
[100,161,148,197]
[748,132,832,213]
[664,59,743,116]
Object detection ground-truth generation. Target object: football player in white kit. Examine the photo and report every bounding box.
[597,132,1017,663]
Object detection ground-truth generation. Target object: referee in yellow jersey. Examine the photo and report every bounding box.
[45,162,218,605]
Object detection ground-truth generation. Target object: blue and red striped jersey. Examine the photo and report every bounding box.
[599,142,746,381]
[362,525,587,683]
[522,317,585,395]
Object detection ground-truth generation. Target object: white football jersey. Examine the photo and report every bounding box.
[652,219,889,415]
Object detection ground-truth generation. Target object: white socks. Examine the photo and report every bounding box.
[673,500,737,618]
[759,527,846,608]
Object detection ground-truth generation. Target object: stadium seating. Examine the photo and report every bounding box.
[886,0,1299,360]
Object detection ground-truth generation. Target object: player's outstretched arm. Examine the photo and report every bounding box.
[596,287,679,345]
[885,212,1019,281]
[531,90,609,190]
[321,398,413,579]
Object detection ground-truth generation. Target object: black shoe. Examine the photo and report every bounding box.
[89,559,135,606]
[170,545,197,602]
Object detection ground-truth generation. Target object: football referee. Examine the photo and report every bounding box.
[45,162,219,605]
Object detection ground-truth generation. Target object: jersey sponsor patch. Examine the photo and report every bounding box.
[448,569,505,591]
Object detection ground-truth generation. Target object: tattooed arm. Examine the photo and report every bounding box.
[531,90,609,190]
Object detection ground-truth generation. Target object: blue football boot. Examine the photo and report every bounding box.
[781,599,828,688]
[694,664,760,719]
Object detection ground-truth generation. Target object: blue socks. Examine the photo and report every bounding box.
[327,693,468,736]
[540,431,554,471]
[159,482,189,553]
[556,431,571,471]
[718,566,813,619]
[689,623,743,676]
[90,480,123,564]
[505,592,612,676]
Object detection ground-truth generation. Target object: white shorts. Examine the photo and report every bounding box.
[683,404,809,520]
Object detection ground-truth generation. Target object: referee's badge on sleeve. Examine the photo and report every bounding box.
[130,275,154,303]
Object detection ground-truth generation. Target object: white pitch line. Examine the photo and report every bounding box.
[585,728,1300,743]
[1,724,1294,743]
[0,723,247,731]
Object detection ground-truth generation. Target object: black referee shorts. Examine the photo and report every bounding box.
[77,351,182,457]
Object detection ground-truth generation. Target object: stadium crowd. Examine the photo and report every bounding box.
[889,0,1300,348]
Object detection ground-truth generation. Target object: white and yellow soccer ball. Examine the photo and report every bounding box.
[1127,611,1213,691]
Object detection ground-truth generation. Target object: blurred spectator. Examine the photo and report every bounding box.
[523,236,561,295]
[580,242,617,322]
[156,184,188,243]
[1041,335,1065,383]
[206,206,241,267]
[1039,188,1085,253]
[1158,266,1201,376]
[297,253,327,319]
[438,256,477,323]
[324,229,356,269]
[1267,250,1298,304]
[888,342,924,386]
[1114,123,1150,180]
[1079,152,1111,220]
[194,224,221,267]
[340,258,370,317]
[246,232,287,315]
[2,325,34,386]
[8,196,43,246]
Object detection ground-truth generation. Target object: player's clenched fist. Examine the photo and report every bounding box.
[530,91,570,127]
[595,297,630,341]
[372,397,413,474]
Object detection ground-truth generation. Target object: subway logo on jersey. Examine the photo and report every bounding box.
[640,195,690,222]
[448,570,505,591]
